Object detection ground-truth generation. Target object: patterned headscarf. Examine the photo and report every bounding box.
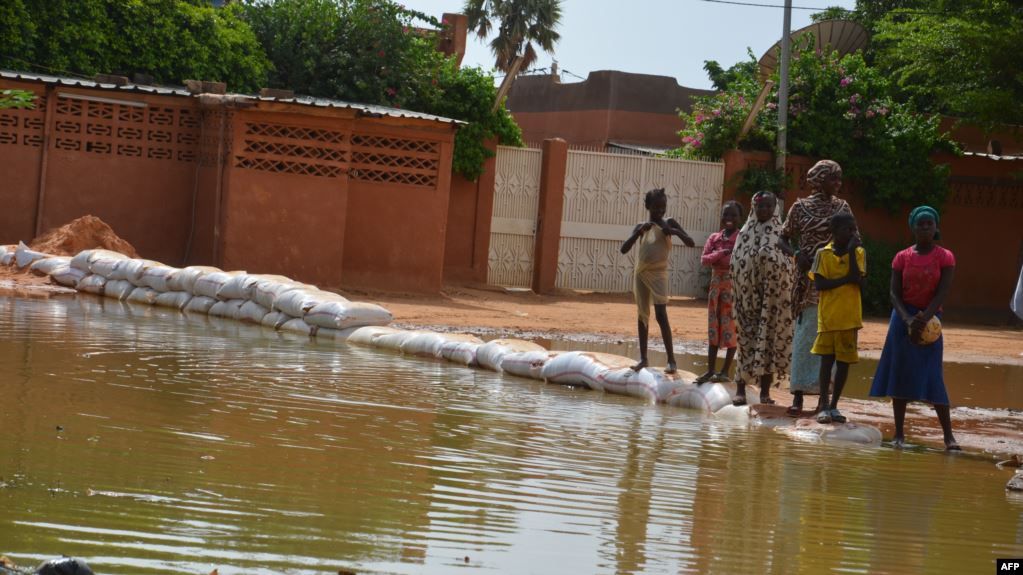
[909,205,941,239]
[806,160,843,189]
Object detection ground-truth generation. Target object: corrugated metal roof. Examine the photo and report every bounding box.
[2,69,462,125]
[962,151,1023,161]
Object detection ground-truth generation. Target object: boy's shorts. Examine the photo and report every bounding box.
[811,328,859,363]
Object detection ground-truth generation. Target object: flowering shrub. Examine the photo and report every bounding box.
[672,35,958,209]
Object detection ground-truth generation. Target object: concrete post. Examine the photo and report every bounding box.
[532,138,568,294]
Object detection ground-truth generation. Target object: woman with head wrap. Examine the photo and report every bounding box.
[870,206,959,450]
[780,159,855,416]
[729,191,795,405]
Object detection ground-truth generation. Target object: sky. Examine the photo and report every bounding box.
[401,0,857,89]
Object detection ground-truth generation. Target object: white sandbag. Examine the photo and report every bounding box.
[29,256,71,276]
[71,249,129,272]
[665,381,733,413]
[476,339,546,372]
[260,311,291,329]
[76,274,107,295]
[103,279,136,300]
[314,326,362,341]
[251,277,304,309]
[344,325,402,345]
[217,273,261,300]
[183,295,217,314]
[154,291,192,310]
[501,350,559,380]
[167,266,221,293]
[193,271,245,299]
[399,332,450,357]
[89,256,125,278]
[0,244,14,265]
[274,289,346,318]
[280,317,315,335]
[778,419,883,446]
[714,404,752,422]
[305,300,392,330]
[600,367,667,402]
[438,334,485,366]
[50,265,87,288]
[15,241,48,269]
[112,259,156,285]
[126,286,159,305]
[541,352,634,390]
[209,299,246,319]
[373,329,420,351]
[238,300,270,324]
[139,266,179,292]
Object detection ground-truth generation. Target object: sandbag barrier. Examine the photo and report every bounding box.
[1,244,886,440]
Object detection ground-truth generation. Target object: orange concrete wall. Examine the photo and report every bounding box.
[342,120,455,293]
[0,80,46,245]
[723,150,1023,323]
[443,142,496,284]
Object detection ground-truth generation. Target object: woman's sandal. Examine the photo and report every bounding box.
[816,410,833,424]
[664,362,678,375]
[694,371,714,384]
[786,404,802,417]
[945,440,962,451]
[759,396,776,405]
[732,395,747,407]
[829,409,847,424]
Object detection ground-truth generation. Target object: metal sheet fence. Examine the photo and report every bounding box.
[487,145,543,287]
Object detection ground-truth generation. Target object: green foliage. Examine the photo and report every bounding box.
[703,51,758,92]
[732,165,791,197]
[860,233,902,316]
[240,0,522,180]
[0,89,36,109]
[673,36,958,211]
[0,0,269,91]
[464,0,562,72]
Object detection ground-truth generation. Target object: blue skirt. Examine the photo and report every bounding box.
[790,307,821,394]
[869,307,949,405]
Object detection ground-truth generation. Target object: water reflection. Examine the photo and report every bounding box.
[0,295,1021,574]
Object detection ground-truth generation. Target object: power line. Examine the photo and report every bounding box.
[696,0,833,10]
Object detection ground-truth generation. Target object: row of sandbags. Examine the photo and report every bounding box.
[2,243,734,416]
[2,242,393,332]
[334,326,736,414]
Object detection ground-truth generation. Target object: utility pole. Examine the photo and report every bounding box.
[776,0,792,174]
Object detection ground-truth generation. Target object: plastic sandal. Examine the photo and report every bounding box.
[830,408,847,423]
[816,410,833,424]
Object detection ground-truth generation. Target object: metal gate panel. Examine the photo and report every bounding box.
[487,145,542,287]
[557,151,723,297]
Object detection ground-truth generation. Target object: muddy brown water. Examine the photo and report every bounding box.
[1,296,1022,574]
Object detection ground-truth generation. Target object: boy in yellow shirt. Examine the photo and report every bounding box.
[810,212,866,423]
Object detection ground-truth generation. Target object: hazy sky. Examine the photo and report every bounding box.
[401,0,857,89]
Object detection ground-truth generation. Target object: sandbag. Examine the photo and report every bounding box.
[209,299,246,320]
[167,266,221,293]
[71,249,129,272]
[193,271,245,299]
[89,256,126,278]
[76,274,107,295]
[476,339,546,371]
[501,350,559,380]
[154,291,192,310]
[438,334,485,366]
[778,419,883,445]
[126,286,160,305]
[713,404,752,422]
[15,241,48,269]
[251,277,305,309]
[541,352,634,390]
[50,265,87,288]
[103,279,136,300]
[0,244,14,266]
[183,295,217,314]
[314,326,362,341]
[238,300,270,324]
[279,317,315,335]
[274,289,346,318]
[260,311,291,329]
[217,273,261,300]
[665,381,732,413]
[305,300,392,330]
[139,266,179,292]
[114,259,161,285]
[373,329,420,351]
[344,325,402,345]
[399,331,451,357]
[29,256,71,276]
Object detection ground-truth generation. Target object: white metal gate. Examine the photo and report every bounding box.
[557,151,723,297]
[487,145,542,287]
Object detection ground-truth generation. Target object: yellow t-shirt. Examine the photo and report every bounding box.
[809,242,866,332]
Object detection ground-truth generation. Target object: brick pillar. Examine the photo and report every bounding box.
[532,138,568,294]
[721,148,747,204]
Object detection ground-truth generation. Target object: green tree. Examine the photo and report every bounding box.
[0,89,35,109]
[463,0,562,72]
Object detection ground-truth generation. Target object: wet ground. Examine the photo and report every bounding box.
[2,295,1022,574]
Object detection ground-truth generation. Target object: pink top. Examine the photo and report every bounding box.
[701,230,738,271]
[892,245,956,310]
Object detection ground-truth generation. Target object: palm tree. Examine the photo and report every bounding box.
[463,0,562,73]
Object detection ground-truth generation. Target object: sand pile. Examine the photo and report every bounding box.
[29,215,138,258]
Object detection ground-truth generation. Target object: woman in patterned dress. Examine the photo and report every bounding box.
[780,159,854,416]
[729,191,796,405]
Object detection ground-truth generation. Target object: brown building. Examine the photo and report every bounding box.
[505,70,714,150]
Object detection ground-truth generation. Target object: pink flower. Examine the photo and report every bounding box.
[766,102,777,110]
[712,109,722,117]
[849,94,860,104]
[879,106,889,116]
[865,110,875,119]
[694,114,704,124]
[378,49,386,57]
[840,76,852,87]
[693,140,702,148]
[386,87,397,96]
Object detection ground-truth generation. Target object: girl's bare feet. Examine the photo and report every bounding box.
[665,361,677,374]
[631,359,648,372]
[695,371,714,383]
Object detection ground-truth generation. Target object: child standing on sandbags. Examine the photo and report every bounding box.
[696,200,743,384]
[620,188,696,374]
[809,212,866,423]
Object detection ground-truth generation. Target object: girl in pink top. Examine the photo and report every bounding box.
[696,201,742,383]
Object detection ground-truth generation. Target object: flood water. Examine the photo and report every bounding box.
[2,295,1022,574]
